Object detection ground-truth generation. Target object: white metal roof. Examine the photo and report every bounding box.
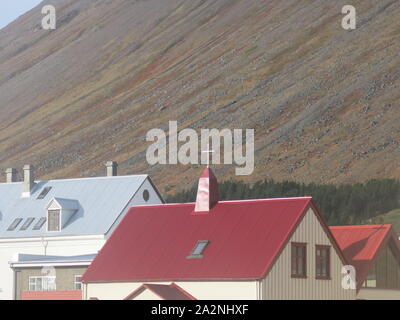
[0,175,149,239]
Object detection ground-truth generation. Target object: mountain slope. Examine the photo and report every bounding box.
[0,0,399,193]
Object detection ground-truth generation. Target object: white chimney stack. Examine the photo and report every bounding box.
[22,165,35,197]
[106,161,118,177]
[6,168,17,183]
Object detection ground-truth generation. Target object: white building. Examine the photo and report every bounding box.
[0,162,163,300]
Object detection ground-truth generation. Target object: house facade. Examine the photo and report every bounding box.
[331,224,400,300]
[82,168,356,300]
[10,253,95,300]
[0,162,163,300]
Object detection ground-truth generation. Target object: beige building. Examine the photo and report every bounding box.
[331,224,400,300]
[82,168,356,300]
[10,254,95,300]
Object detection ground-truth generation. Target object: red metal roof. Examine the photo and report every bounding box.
[124,283,196,300]
[330,224,400,289]
[83,195,341,283]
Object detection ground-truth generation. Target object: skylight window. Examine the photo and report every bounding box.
[20,218,35,231]
[37,187,52,200]
[187,240,210,259]
[7,218,23,231]
[33,217,47,230]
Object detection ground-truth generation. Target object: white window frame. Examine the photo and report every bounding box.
[47,209,61,232]
[28,276,56,291]
[74,275,82,290]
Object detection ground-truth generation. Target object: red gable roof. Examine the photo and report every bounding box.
[330,224,400,289]
[124,283,196,300]
[83,196,343,283]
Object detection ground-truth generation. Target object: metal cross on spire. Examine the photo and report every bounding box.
[202,144,215,168]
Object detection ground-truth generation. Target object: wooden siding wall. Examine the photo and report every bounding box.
[376,244,400,289]
[262,208,355,300]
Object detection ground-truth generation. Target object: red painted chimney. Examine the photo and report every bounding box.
[194,167,219,213]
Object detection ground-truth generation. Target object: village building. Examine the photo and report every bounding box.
[10,253,96,300]
[330,224,400,300]
[82,167,356,300]
[0,162,163,300]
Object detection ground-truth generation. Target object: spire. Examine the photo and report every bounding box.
[194,167,219,213]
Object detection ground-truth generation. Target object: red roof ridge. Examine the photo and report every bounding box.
[124,283,196,300]
[131,197,313,209]
[330,224,392,230]
[219,197,313,203]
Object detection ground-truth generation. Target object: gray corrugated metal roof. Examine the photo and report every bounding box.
[49,198,80,210]
[0,175,148,239]
[13,253,96,264]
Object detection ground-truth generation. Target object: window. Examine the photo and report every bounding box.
[37,187,52,200]
[28,276,56,291]
[48,210,60,232]
[20,218,35,231]
[74,275,82,290]
[291,243,307,278]
[363,265,377,288]
[187,240,209,258]
[33,217,47,230]
[316,245,331,279]
[7,218,23,231]
[143,189,150,202]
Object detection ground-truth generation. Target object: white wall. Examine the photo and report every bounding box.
[84,281,258,300]
[261,208,356,300]
[0,176,163,300]
[0,236,105,300]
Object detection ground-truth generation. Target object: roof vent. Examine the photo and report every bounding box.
[194,168,219,213]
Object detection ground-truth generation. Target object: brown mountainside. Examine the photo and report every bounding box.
[0,0,399,194]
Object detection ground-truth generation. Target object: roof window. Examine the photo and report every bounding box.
[20,218,35,231]
[187,240,209,259]
[7,218,23,231]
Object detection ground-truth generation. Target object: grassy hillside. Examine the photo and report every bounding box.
[0,0,399,194]
[366,209,400,235]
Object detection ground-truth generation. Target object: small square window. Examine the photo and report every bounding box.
[74,275,82,290]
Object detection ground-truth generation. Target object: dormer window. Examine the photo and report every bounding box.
[45,197,80,232]
[48,210,61,232]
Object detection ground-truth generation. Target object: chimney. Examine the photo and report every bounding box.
[106,161,118,177]
[194,167,219,213]
[22,165,35,197]
[6,168,17,183]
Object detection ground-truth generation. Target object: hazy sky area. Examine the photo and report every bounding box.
[0,0,43,29]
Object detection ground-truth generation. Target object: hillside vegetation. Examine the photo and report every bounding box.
[0,0,399,194]
[167,178,400,226]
